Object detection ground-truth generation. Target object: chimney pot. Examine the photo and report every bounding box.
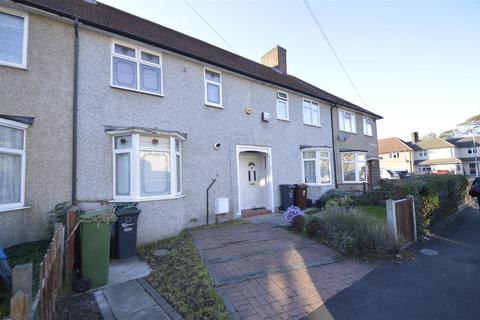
[261,46,287,74]
[411,132,419,143]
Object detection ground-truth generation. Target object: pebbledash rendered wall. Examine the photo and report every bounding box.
[0,7,73,247]
[75,28,335,243]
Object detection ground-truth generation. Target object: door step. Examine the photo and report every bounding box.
[241,208,272,218]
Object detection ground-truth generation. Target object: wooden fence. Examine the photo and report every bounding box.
[386,196,417,244]
[9,223,66,320]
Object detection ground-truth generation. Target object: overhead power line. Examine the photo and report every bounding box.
[183,0,237,53]
[302,0,367,107]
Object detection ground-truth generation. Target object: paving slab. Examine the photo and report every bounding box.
[191,222,374,320]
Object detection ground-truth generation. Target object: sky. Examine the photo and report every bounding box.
[100,0,480,141]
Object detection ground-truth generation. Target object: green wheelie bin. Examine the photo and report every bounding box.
[79,209,116,289]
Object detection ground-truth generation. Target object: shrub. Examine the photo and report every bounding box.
[305,216,325,238]
[290,215,306,233]
[283,206,305,233]
[307,209,395,258]
[325,196,353,211]
[316,189,351,209]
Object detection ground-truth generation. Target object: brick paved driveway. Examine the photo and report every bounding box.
[191,222,374,320]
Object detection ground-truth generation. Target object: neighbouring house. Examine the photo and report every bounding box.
[378,137,414,173]
[332,106,381,191]
[447,136,480,176]
[0,0,381,245]
[0,3,73,247]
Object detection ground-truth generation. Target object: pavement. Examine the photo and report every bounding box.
[95,278,182,320]
[306,206,480,320]
[191,222,374,320]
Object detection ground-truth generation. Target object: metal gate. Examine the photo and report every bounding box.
[386,196,417,244]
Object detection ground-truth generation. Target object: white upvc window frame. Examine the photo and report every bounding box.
[276,91,289,121]
[301,148,333,186]
[302,98,321,127]
[389,152,400,159]
[341,152,367,184]
[110,39,164,96]
[112,133,183,201]
[363,117,374,136]
[204,67,223,108]
[0,118,28,212]
[418,150,428,157]
[467,147,477,155]
[338,109,357,133]
[0,6,29,69]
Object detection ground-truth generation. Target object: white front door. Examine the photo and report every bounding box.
[240,152,266,210]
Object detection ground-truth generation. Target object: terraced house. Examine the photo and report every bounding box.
[0,0,381,245]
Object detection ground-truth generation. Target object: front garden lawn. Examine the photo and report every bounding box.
[357,205,387,220]
[0,240,50,318]
[138,229,229,320]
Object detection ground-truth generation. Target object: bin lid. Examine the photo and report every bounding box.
[0,246,6,261]
[115,205,141,216]
[279,184,296,188]
[79,209,116,224]
[295,183,309,188]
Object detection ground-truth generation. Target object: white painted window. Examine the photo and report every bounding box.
[418,150,428,157]
[469,162,478,175]
[276,91,289,121]
[303,99,320,126]
[363,117,373,136]
[301,149,332,185]
[341,152,367,183]
[389,152,399,159]
[204,68,222,107]
[338,110,357,133]
[0,119,28,211]
[0,8,28,68]
[113,134,182,200]
[467,147,477,155]
[111,41,163,95]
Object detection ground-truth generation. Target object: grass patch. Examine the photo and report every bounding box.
[357,205,387,220]
[138,230,228,320]
[0,240,50,318]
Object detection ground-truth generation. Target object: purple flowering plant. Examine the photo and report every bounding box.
[283,205,305,225]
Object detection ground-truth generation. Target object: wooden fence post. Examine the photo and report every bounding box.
[386,199,397,243]
[64,208,78,295]
[10,291,29,320]
[10,263,32,320]
[407,195,417,241]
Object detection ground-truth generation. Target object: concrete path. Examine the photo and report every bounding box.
[94,278,182,320]
[306,206,480,320]
[191,222,373,320]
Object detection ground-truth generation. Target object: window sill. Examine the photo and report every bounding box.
[0,206,31,213]
[109,194,186,203]
[303,123,322,128]
[339,129,357,135]
[0,61,27,70]
[277,118,290,122]
[205,103,224,109]
[306,183,334,187]
[341,181,367,184]
[110,85,164,97]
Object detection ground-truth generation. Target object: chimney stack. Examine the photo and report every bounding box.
[261,46,287,74]
[411,132,419,143]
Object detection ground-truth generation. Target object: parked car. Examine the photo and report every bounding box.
[395,170,411,179]
[380,169,400,180]
[434,170,451,175]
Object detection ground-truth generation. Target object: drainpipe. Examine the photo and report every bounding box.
[72,18,79,205]
[206,179,216,225]
[330,104,338,188]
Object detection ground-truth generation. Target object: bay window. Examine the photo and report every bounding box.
[339,110,357,133]
[0,8,28,68]
[341,152,367,183]
[301,149,332,185]
[113,133,183,200]
[111,41,163,95]
[0,119,27,211]
[204,68,222,107]
[303,99,321,126]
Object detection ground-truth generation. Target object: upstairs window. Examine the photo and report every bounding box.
[0,119,28,211]
[339,110,357,133]
[113,134,182,200]
[276,91,289,121]
[301,149,332,185]
[418,150,428,157]
[363,117,374,136]
[341,152,367,183]
[0,8,28,68]
[389,152,399,159]
[303,99,320,126]
[467,147,477,155]
[204,68,222,107]
[111,41,163,95]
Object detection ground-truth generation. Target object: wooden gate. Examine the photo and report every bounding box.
[386,196,417,244]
